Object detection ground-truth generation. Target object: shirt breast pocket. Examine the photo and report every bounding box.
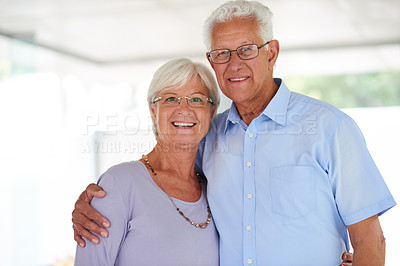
[270,165,317,220]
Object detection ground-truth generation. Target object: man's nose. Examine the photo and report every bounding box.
[228,51,243,70]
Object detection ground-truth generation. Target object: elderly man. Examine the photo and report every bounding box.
[72,1,395,265]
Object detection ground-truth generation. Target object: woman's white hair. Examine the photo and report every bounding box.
[147,58,220,137]
[203,0,274,51]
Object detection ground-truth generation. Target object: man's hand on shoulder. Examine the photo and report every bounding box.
[72,183,110,247]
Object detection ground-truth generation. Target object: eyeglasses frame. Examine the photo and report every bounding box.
[208,41,271,64]
[153,96,214,107]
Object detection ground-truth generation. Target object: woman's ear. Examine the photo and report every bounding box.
[210,105,216,120]
[151,104,157,120]
[150,104,158,129]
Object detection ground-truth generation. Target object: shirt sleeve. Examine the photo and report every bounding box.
[74,171,129,266]
[327,115,396,225]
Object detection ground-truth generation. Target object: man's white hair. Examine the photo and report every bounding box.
[203,0,274,51]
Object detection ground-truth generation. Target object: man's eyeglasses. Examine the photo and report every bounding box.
[153,96,214,107]
[208,41,270,64]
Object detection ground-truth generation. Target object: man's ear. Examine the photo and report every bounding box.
[206,53,215,70]
[267,40,280,70]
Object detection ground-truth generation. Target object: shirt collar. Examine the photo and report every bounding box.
[223,78,291,134]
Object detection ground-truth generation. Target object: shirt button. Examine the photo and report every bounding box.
[248,133,254,138]
[247,193,253,199]
[246,225,252,231]
[247,258,253,264]
[246,161,252,167]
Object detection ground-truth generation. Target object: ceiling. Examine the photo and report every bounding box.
[0,0,399,69]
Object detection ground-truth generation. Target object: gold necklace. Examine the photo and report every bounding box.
[142,155,212,229]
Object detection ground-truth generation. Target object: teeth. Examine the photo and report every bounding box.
[173,122,195,127]
[229,77,247,81]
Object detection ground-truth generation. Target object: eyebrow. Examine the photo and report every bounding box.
[162,92,207,96]
[213,41,255,50]
[162,92,178,96]
[189,92,207,96]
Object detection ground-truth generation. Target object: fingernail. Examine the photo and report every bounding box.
[103,222,110,227]
[101,231,108,237]
[92,238,99,244]
[79,243,84,247]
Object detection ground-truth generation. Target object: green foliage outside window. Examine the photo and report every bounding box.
[285,71,400,108]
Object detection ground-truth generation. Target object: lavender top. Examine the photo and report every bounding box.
[74,161,219,266]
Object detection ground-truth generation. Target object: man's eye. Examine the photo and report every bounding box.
[215,50,229,58]
[240,46,255,53]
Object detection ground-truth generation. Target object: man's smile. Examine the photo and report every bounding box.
[228,76,249,82]
[172,121,196,128]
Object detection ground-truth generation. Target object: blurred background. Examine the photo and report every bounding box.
[0,0,399,265]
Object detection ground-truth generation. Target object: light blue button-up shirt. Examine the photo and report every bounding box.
[197,78,396,266]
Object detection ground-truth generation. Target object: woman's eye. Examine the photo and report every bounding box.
[192,97,203,103]
[165,97,177,102]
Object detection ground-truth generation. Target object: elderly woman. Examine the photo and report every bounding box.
[74,58,220,265]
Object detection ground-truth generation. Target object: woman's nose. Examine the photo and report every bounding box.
[176,98,192,112]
